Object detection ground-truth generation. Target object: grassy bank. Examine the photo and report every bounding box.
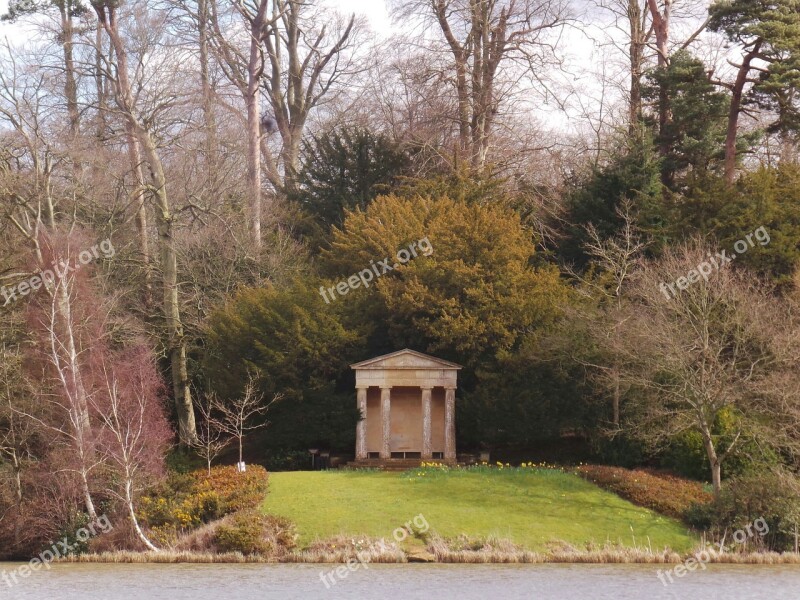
[53,465,800,564]
[261,466,696,552]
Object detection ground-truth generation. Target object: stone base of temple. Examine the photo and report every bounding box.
[343,458,457,471]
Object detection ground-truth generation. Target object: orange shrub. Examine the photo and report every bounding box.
[191,465,270,513]
[576,465,713,521]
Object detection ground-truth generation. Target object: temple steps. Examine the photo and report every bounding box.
[342,458,456,471]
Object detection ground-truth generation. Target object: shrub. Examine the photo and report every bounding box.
[263,449,311,472]
[191,465,270,513]
[686,471,800,552]
[576,465,713,521]
[138,465,270,544]
[589,434,647,469]
[661,424,781,481]
[50,511,94,556]
[214,510,297,556]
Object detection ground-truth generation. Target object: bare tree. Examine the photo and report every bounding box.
[207,0,358,248]
[569,202,647,426]
[394,0,571,170]
[221,0,273,250]
[23,241,104,520]
[0,49,103,515]
[617,241,800,495]
[591,0,652,130]
[212,375,279,468]
[192,391,231,476]
[92,346,173,553]
[92,0,197,444]
[261,0,357,196]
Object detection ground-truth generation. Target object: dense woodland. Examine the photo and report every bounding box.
[2,0,800,556]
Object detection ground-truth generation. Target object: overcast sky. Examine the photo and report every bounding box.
[0,0,714,135]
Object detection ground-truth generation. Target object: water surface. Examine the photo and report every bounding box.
[2,562,799,599]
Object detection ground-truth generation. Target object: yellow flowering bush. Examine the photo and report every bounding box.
[138,465,270,544]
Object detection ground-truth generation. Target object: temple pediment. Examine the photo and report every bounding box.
[351,349,462,371]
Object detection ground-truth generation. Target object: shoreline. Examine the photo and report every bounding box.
[49,549,800,565]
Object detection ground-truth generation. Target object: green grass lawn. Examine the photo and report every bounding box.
[262,467,696,552]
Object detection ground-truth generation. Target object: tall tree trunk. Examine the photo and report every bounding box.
[11,450,22,504]
[280,125,303,196]
[59,1,80,138]
[123,122,152,307]
[198,0,218,186]
[628,0,646,131]
[125,479,159,552]
[701,426,722,496]
[96,2,197,444]
[245,1,269,250]
[140,132,197,445]
[434,0,471,164]
[647,0,672,185]
[47,275,98,519]
[94,22,108,140]
[724,42,762,185]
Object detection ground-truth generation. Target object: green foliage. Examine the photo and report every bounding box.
[714,165,800,285]
[660,419,779,482]
[459,329,598,448]
[590,434,648,469]
[710,0,800,138]
[165,448,205,474]
[685,471,800,552]
[670,164,800,286]
[323,194,569,370]
[291,126,410,242]
[394,166,506,205]
[562,130,665,265]
[49,511,94,556]
[203,278,363,450]
[660,431,710,481]
[643,51,731,184]
[262,449,313,472]
[667,171,731,237]
[2,0,86,21]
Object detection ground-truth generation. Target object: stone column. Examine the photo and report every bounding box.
[444,387,456,462]
[421,387,432,459]
[380,387,392,459]
[356,387,368,460]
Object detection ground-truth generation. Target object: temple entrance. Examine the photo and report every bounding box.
[349,349,461,467]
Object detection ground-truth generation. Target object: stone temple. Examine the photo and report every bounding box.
[348,349,461,468]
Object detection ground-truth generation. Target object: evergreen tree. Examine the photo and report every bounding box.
[291,127,410,244]
[561,130,664,266]
[643,51,731,186]
[709,0,800,181]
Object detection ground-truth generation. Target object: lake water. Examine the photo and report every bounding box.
[2,563,799,599]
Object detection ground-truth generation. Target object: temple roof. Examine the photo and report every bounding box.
[350,348,462,371]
